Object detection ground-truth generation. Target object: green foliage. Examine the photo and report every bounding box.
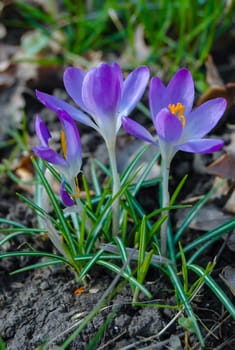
[14,0,234,80]
[0,336,7,350]
[1,143,235,347]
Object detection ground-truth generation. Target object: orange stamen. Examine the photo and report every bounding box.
[61,130,67,158]
[168,102,186,127]
[71,177,81,199]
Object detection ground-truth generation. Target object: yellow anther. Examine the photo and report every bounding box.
[71,177,81,199]
[61,130,67,159]
[168,102,186,127]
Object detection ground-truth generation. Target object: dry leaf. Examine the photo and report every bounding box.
[176,204,233,232]
[226,230,235,252]
[12,155,35,194]
[119,24,151,65]
[220,266,235,296]
[207,155,235,214]
[134,24,151,62]
[225,132,235,156]
[196,55,235,110]
[224,189,235,214]
[207,153,235,180]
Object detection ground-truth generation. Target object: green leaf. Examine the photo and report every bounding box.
[166,265,204,346]
[113,236,132,276]
[32,158,77,256]
[188,264,235,319]
[121,145,149,185]
[98,260,152,299]
[174,179,226,244]
[181,219,235,261]
[170,174,188,206]
[0,336,7,350]
[178,316,197,333]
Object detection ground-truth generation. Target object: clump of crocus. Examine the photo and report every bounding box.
[122,68,227,255]
[36,62,150,234]
[33,110,82,207]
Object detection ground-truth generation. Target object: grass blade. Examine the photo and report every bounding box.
[188,264,235,319]
[166,265,204,346]
[179,219,235,259]
[174,179,226,244]
[32,158,77,256]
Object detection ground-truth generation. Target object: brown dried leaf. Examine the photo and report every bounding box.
[13,155,35,194]
[196,55,235,110]
[224,188,235,214]
[14,155,35,174]
[205,55,224,86]
[207,153,235,180]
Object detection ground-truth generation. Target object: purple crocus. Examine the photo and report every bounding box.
[33,110,82,206]
[36,62,149,232]
[122,68,227,162]
[122,68,227,255]
[36,62,150,144]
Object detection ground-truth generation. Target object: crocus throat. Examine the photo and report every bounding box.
[168,102,186,127]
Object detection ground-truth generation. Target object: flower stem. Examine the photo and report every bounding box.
[70,179,92,232]
[160,157,170,257]
[106,140,120,236]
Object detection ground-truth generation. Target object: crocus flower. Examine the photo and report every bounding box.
[60,180,75,207]
[33,110,82,206]
[122,68,227,162]
[36,62,149,232]
[122,68,227,256]
[36,62,150,145]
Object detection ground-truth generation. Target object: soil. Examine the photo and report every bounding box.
[0,5,235,349]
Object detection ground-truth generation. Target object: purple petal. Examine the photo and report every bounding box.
[154,108,183,143]
[33,146,67,167]
[185,98,227,138]
[35,115,51,147]
[57,110,82,176]
[149,76,167,119]
[57,110,82,160]
[63,67,88,112]
[112,62,123,88]
[119,66,150,116]
[122,117,157,145]
[82,63,122,120]
[36,90,96,128]
[166,68,194,114]
[177,138,224,154]
[60,181,74,207]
